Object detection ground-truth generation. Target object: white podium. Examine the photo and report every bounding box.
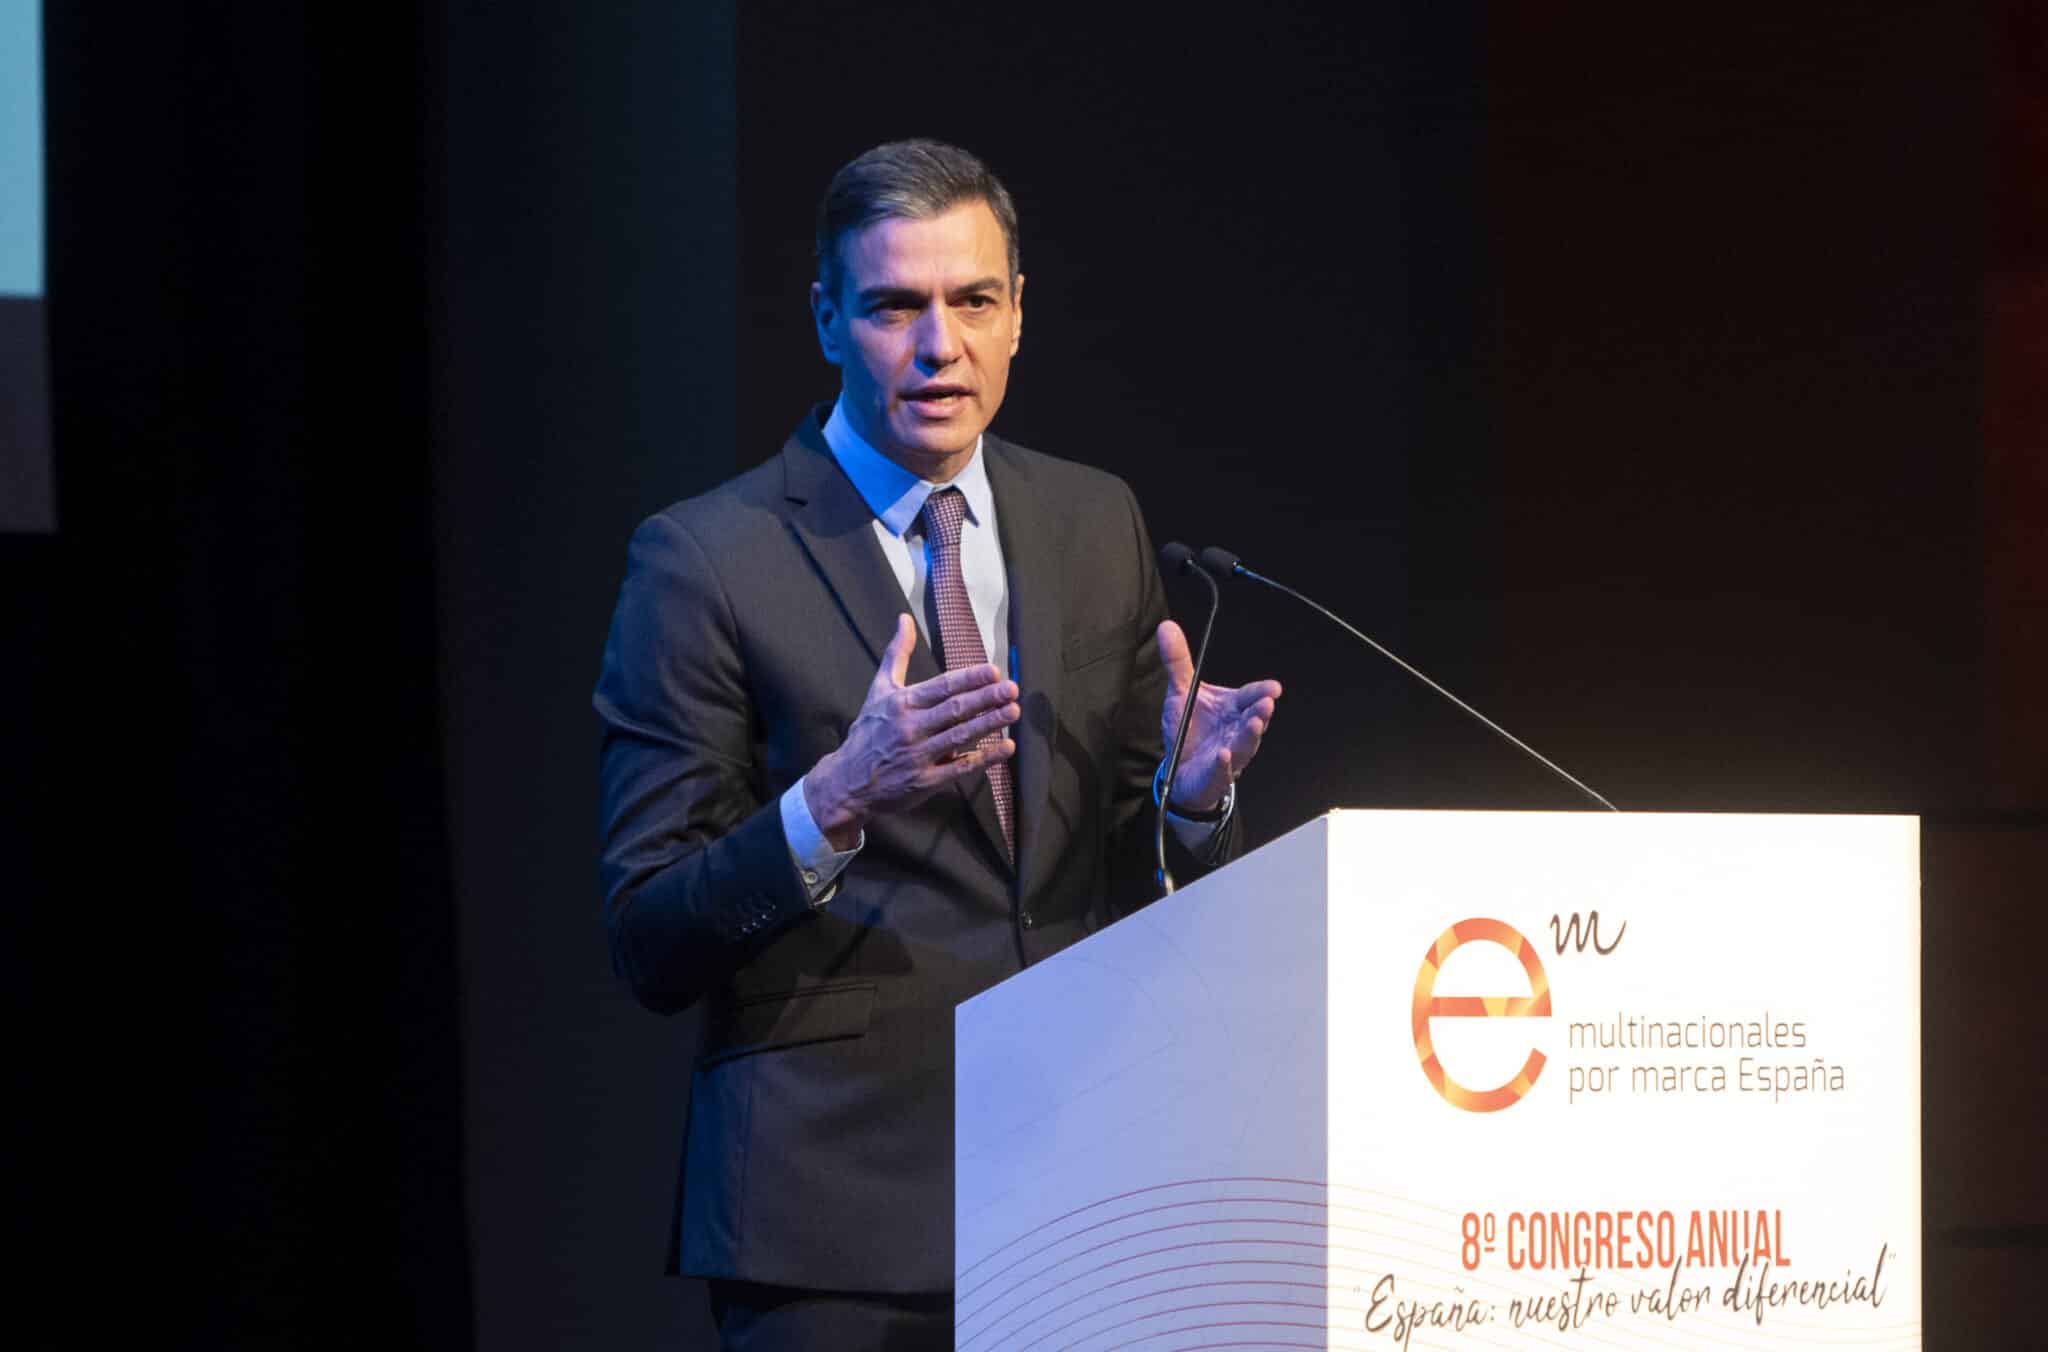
[956,811,1920,1350]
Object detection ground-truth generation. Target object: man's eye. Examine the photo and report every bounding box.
[959,295,995,310]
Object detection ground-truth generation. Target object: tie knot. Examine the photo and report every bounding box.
[919,486,967,548]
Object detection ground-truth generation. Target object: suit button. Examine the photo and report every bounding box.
[802,869,819,887]
[1020,911,1036,930]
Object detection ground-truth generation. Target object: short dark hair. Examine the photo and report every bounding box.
[814,139,1020,301]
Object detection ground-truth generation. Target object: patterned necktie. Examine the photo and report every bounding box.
[920,487,1015,862]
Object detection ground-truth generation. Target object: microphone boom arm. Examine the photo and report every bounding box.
[1155,545,1225,895]
[1213,553,1618,813]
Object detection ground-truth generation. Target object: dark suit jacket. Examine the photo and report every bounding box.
[593,410,1236,1292]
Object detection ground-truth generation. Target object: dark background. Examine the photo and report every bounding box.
[0,296,54,530]
[7,2,2041,1348]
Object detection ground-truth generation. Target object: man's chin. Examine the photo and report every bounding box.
[884,422,981,469]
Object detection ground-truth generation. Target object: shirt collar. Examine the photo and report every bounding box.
[822,399,992,539]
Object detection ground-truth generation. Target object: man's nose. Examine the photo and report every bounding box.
[913,305,962,367]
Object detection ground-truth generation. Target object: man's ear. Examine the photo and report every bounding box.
[810,280,843,366]
[1009,272,1024,357]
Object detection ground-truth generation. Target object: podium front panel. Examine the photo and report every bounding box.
[958,811,1920,1350]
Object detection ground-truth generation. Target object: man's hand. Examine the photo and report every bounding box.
[805,614,1021,850]
[1157,619,1282,814]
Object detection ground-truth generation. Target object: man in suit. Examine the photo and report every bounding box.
[595,139,1282,1349]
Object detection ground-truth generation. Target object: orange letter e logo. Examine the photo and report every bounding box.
[1412,918,1551,1112]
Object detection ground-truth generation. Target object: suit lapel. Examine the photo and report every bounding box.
[780,413,941,686]
[986,437,1063,900]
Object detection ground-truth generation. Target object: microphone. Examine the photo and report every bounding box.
[1197,547,1618,812]
[1155,542,1223,895]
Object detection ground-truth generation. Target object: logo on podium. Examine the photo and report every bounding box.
[1413,918,1552,1112]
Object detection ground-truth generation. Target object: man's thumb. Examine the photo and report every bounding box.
[1156,620,1193,692]
[881,613,915,688]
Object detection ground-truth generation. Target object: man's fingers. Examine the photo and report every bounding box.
[1155,620,1194,696]
[925,735,1017,786]
[912,679,1019,736]
[938,701,1021,752]
[1202,678,1281,711]
[1169,672,1280,806]
[901,661,1005,710]
[1238,678,1283,706]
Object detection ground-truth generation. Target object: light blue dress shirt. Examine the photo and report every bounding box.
[823,400,1012,677]
[779,401,1228,903]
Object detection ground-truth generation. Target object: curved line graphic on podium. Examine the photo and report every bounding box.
[955,1176,1923,1352]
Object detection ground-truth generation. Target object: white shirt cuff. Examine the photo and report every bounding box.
[781,776,862,905]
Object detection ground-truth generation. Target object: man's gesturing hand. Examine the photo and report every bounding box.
[804,614,1021,851]
[1157,619,1282,815]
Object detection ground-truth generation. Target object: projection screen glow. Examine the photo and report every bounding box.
[1,0,52,532]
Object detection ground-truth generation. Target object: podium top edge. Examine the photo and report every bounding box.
[1316,807,1921,823]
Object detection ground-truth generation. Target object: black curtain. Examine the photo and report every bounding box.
[22,4,468,1346]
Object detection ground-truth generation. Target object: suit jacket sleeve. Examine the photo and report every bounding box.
[593,510,811,1014]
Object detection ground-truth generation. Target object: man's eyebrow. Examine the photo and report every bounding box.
[855,279,1008,307]
[856,285,925,307]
